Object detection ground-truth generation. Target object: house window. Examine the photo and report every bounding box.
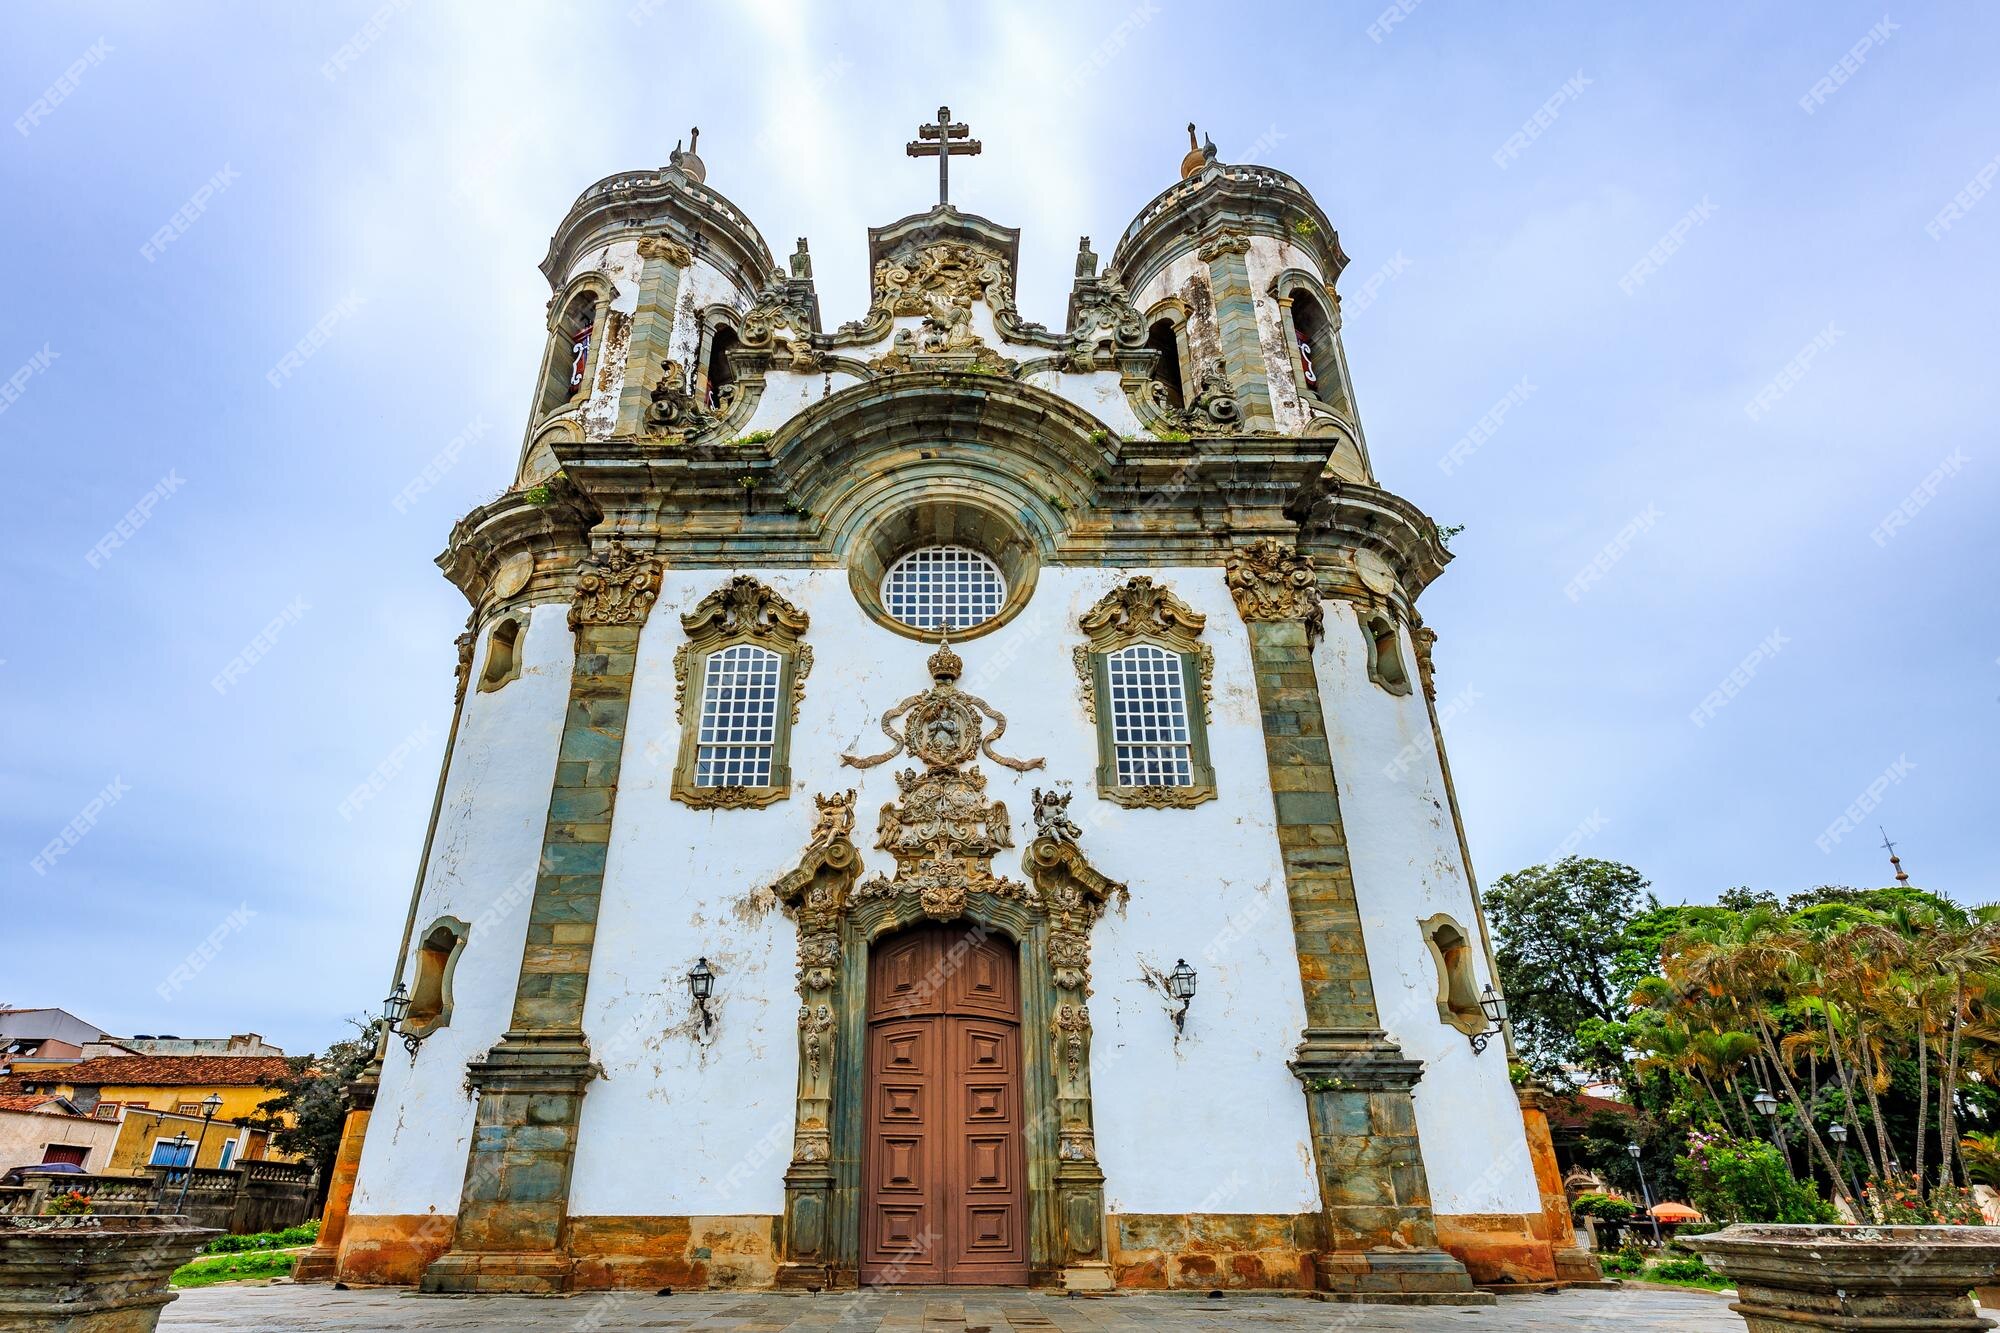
[219,1141,237,1170]
[404,917,470,1040]
[695,643,781,788]
[670,576,810,809]
[1077,577,1217,808]
[880,545,1006,633]
[1107,645,1194,787]
[479,616,523,693]
[94,1104,118,1120]
[41,1144,88,1167]
[150,1138,195,1167]
[174,1102,200,1116]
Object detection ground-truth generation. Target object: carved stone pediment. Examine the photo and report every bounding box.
[641,358,728,438]
[872,239,1013,319]
[568,541,660,631]
[672,575,811,724]
[1075,577,1214,725]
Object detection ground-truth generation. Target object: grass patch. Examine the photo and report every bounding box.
[171,1250,298,1288]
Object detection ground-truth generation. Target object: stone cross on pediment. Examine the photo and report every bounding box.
[906,106,981,206]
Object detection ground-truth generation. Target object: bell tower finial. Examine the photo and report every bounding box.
[1180,121,1207,179]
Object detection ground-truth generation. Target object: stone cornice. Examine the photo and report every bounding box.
[1110,161,1349,300]
[540,166,778,296]
[1286,476,1453,606]
[436,477,600,612]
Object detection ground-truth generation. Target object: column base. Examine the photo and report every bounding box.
[1553,1248,1613,1286]
[291,1247,340,1283]
[1315,1250,1496,1305]
[1061,1261,1115,1292]
[418,1250,576,1294]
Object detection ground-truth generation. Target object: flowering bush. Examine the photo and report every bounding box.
[1864,1172,1988,1225]
[1679,1128,1837,1224]
[43,1190,92,1216]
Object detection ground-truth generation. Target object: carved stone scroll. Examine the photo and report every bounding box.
[568,541,661,631]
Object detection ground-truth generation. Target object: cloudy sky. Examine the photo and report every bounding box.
[4,3,1994,1052]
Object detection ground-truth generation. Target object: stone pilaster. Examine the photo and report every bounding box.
[615,236,690,436]
[422,544,657,1295]
[1516,1083,1607,1286]
[1200,233,1275,430]
[1226,538,1483,1304]
[294,1076,375,1283]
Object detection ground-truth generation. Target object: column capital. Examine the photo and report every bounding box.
[568,539,661,631]
[1225,537,1324,638]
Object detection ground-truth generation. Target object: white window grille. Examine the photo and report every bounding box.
[1107,643,1194,786]
[880,545,1006,632]
[694,643,781,787]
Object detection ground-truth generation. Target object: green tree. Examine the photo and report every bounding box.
[251,1020,377,1204]
[1484,857,1656,1077]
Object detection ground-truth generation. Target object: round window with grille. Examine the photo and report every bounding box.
[879,545,1008,633]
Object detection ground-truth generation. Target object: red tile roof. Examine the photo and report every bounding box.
[1546,1092,1640,1131]
[25,1055,293,1088]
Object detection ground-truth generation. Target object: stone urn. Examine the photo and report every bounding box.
[0,1215,220,1332]
[1684,1223,2000,1331]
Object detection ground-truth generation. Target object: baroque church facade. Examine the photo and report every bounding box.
[301,119,1599,1302]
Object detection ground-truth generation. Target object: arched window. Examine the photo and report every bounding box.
[880,545,1006,633]
[1145,318,1184,410]
[702,324,740,411]
[1076,577,1217,807]
[539,291,601,417]
[478,617,522,693]
[1290,291,1335,402]
[1364,612,1411,696]
[405,917,469,1039]
[694,643,782,788]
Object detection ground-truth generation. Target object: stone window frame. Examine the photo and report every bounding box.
[845,499,1040,644]
[1419,912,1489,1037]
[403,915,470,1042]
[694,304,747,413]
[477,616,524,693]
[1361,609,1413,697]
[670,576,812,810]
[533,271,615,423]
[1073,577,1217,809]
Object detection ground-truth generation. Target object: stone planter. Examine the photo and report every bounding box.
[0,1215,219,1332]
[1684,1223,2000,1331]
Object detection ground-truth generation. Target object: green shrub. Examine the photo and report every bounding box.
[1652,1256,1713,1282]
[201,1220,319,1254]
[1597,1250,1643,1276]
[170,1250,297,1288]
[1572,1191,1639,1222]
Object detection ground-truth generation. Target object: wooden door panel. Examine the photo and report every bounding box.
[863,923,1028,1286]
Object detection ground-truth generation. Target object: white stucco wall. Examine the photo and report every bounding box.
[351,601,575,1217]
[1313,602,1542,1217]
[0,1111,118,1174]
[562,564,1320,1218]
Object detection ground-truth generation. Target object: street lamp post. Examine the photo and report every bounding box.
[172,1093,225,1215]
[1627,1141,1663,1246]
[1828,1122,1864,1209]
[1751,1086,1787,1156]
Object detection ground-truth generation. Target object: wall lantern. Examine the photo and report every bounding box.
[688,957,716,1032]
[1469,982,1508,1055]
[1752,1087,1780,1118]
[381,981,423,1060]
[1165,959,1197,1032]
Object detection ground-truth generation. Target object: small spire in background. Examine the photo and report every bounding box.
[1880,827,1912,885]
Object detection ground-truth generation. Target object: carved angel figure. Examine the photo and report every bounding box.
[1032,787,1082,846]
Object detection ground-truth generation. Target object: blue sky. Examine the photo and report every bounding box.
[3,3,1994,1053]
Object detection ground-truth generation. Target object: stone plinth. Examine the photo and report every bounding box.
[1684,1223,2000,1331]
[0,1215,218,1332]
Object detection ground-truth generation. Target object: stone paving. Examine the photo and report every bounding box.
[161,1283,1748,1331]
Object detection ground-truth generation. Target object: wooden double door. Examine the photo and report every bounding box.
[860,922,1030,1285]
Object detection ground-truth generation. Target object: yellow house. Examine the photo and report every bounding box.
[12,1055,302,1173]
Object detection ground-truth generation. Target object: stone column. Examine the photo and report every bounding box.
[292,1079,374,1283]
[1199,232,1275,430]
[1225,538,1482,1304]
[420,542,659,1295]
